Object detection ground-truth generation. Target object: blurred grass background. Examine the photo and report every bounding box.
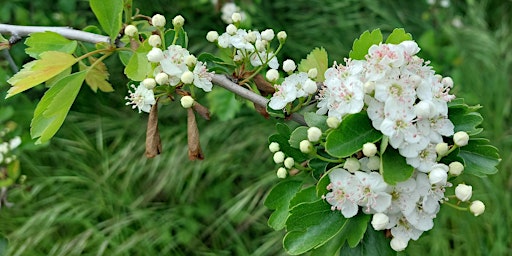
[0,0,510,255]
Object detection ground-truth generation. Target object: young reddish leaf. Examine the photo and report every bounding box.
[6,51,77,98]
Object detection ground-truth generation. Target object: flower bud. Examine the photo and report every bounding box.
[390,237,408,252]
[273,151,285,164]
[362,142,378,157]
[245,31,258,43]
[261,29,275,41]
[226,24,237,35]
[455,184,472,202]
[299,140,312,153]
[453,131,469,147]
[414,100,434,119]
[442,76,454,88]
[255,40,266,52]
[142,78,156,89]
[180,95,194,108]
[469,200,485,216]
[268,142,280,153]
[147,47,164,62]
[435,142,449,157]
[284,157,295,169]
[206,31,219,42]
[448,161,464,176]
[343,158,360,173]
[307,68,318,79]
[277,167,287,179]
[429,165,448,185]
[266,69,279,82]
[124,25,138,37]
[326,117,340,129]
[371,213,389,231]
[155,73,169,85]
[148,35,162,47]
[307,127,322,142]
[172,15,185,27]
[231,12,242,23]
[367,156,380,170]
[181,71,194,84]
[303,79,317,94]
[363,81,375,94]
[277,31,287,42]
[9,136,21,149]
[283,59,296,73]
[185,55,197,67]
[152,14,166,27]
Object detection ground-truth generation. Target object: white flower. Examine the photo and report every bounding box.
[268,142,280,153]
[151,14,166,27]
[231,12,242,23]
[9,136,21,150]
[355,171,392,213]
[261,29,275,41]
[284,157,295,169]
[220,2,245,24]
[269,72,313,110]
[147,48,164,63]
[299,140,312,153]
[428,164,449,186]
[343,158,360,173]
[453,131,469,147]
[273,151,285,164]
[448,161,464,176]
[206,31,219,42]
[148,35,162,47]
[371,213,390,231]
[192,61,214,92]
[250,51,279,69]
[469,200,485,216]
[125,84,156,113]
[307,127,322,142]
[180,95,194,108]
[283,59,296,73]
[277,167,287,179]
[160,45,190,84]
[362,142,378,157]
[303,79,317,94]
[455,184,472,202]
[124,25,138,37]
[323,168,363,218]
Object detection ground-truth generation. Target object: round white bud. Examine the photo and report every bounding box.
[148,35,162,47]
[307,127,322,142]
[429,166,448,186]
[367,156,380,170]
[284,157,295,169]
[185,55,197,67]
[155,73,169,85]
[268,142,280,153]
[226,24,237,35]
[414,100,434,119]
[299,140,312,153]
[371,213,389,231]
[455,184,473,202]
[124,25,138,37]
[180,95,194,108]
[435,142,449,156]
[151,14,166,27]
[442,76,454,88]
[261,29,275,41]
[363,81,375,94]
[277,167,287,179]
[277,31,287,42]
[307,68,318,79]
[172,15,185,27]
[147,47,164,62]
[469,200,485,216]
[362,142,378,157]
[303,79,317,94]
[255,40,266,52]
[273,151,285,164]
[142,78,156,89]
[180,71,194,84]
[282,59,296,73]
[448,161,464,176]
[245,31,258,43]
[206,31,219,42]
[231,12,242,23]
[343,158,360,173]
[453,131,469,147]
[390,237,408,252]
[266,69,279,82]
[326,117,340,129]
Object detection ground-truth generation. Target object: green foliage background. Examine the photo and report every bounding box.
[1,0,511,255]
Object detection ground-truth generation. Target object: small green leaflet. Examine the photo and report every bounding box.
[349,29,383,60]
[289,126,308,148]
[339,224,395,256]
[124,41,152,81]
[381,146,414,185]
[89,0,123,42]
[298,47,328,82]
[385,28,413,44]
[264,180,303,230]
[31,71,86,144]
[458,138,501,177]
[304,112,329,131]
[25,31,78,59]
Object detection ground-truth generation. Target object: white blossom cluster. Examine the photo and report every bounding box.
[125,14,214,113]
[0,131,21,165]
[317,41,456,171]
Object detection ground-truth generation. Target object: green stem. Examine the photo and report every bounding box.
[443,201,468,211]
[123,0,133,23]
[312,151,343,163]
[437,144,459,162]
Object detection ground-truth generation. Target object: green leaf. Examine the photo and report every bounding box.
[309,158,329,181]
[381,146,414,185]
[310,229,345,256]
[124,42,152,81]
[118,50,133,66]
[385,28,413,44]
[0,235,7,255]
[289,126,308,148]
[289,186,318,209]
[7,159,21,180]
[264,180,303,230]
[164,28,188,48]
[448,99,484,136]
[6,51,77,98]
[284,200,347,255]
[197,52,235,74]
[349,29,383,60]
[298,47,328,82]
[89,0,123,42]
[458,138,501,177]
[206,87,241,121]
[0,178,14,188]
[25,31,78,59]
[0,33,9,51]
[337,214,371,248]
[325,112,382,158]
[339,224,395,256]
[80,58,114,92]
[31,71,86,144]
[276,123,291,137]
[304,112,329,131]
[266,104,286,119]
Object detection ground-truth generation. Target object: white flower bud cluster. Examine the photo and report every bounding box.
[268,142,297,179]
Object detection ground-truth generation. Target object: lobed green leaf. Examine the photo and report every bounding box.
[385,28,413,44]
[264,180,303,230]
[124,42,152,81]
[349,29,383,60]
[448,99,484,136]
[297,47,329,82]
[89,0,123,42]
[80,58,114,93]
[458,138,501,177]
[25,31,78,59]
